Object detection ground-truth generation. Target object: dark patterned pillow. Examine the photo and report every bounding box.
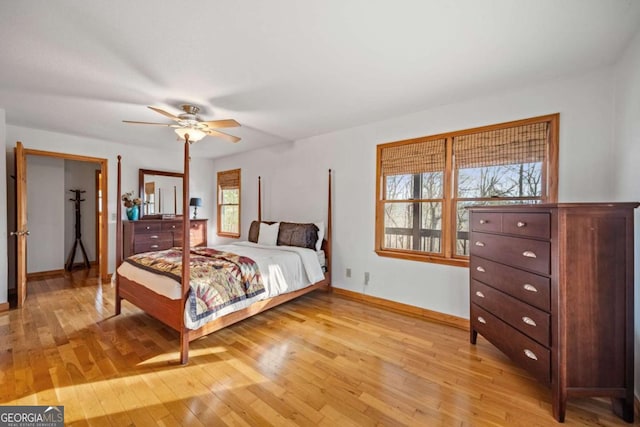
[248,220,275,243]
[277,222,319,250]
[248,220,260,243]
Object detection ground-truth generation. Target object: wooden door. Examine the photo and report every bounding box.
[15,141,28,307]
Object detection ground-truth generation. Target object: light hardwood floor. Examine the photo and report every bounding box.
[0,268,636,426]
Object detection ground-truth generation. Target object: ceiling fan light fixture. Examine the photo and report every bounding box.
[175,127,206,142]
[125,104,240,142]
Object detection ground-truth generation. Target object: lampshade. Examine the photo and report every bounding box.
[175,127,206,142]
[189,197,203,207]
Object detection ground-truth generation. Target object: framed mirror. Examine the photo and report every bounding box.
[138,169,184,218]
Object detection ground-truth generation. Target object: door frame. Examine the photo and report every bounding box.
[16,142,109,306]
[95,169,102,264]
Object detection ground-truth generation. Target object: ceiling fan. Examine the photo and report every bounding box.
[123,104,241,143]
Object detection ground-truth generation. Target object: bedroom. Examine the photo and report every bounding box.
[1,1,640,425]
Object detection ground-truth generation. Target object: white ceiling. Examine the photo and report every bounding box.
[0,1,639,158]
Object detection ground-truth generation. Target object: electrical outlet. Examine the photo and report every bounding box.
[346,268,351,278]
[364,272,370,285]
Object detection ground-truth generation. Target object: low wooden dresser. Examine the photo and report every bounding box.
[123,218,208,258]
[468,203,637,423]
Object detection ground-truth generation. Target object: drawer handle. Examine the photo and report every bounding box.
[516,221,527,228]
[522,316,537,327]
[479,219,489,225]
[172,225,176,229]
[523,284,538,293]
[474,241,485,247]
[145,226,151,230]
[475,291,485,298]
[522,250,537,258]
[524,349,538,361]
[476,266,486,273]
[150,235,159,239]
[477,316,486,324]
[150,244,159,249]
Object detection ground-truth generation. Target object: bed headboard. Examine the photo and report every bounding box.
[252,169,332,274]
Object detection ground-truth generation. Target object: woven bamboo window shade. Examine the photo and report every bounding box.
[454,122,549,169]
[218,169,240,189]
[380,138,446,177]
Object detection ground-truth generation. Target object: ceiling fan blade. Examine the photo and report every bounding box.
[123,120,172,126]
[148,106,179,121]
[201,119,240,129]
[206,129,241,143]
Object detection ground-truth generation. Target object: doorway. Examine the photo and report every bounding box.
[14,142,108,307]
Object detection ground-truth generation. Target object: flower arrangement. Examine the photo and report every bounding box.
[121,191,142,208]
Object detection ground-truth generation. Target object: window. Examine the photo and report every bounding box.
[217,168,241,237]
[375,114,558,266]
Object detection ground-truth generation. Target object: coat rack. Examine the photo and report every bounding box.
[65,189,91,271]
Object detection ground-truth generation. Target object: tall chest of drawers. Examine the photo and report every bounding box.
[123,218,208,258]
[468,203,637,423]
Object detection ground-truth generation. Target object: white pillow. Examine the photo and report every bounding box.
[314,221,325,251]
[258,222,280,246]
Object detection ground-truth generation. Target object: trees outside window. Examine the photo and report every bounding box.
[217,169,241,237]
[375,114,558,266]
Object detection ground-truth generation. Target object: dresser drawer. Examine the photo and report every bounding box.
[134,240,173,253]
[190,222,206,246]
[470,257,550,311]
[502,213,550,239]
[471,212,502,233]
[134,221,162,233]
[134,231,173,244]
[161,221,181,232]
[470,233,550,275]
[471,280,550,346]
[472,304,550,383]
[173,222,206,247]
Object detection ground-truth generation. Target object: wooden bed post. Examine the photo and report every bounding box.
[180,136,191,364]
[326,169,332,284]
[258,176,262,222]
[115,155,122,315]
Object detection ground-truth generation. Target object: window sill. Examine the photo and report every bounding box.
[217,232,240,238]
[375,249,469,268]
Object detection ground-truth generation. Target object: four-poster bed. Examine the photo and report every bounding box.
[114,140,332,364]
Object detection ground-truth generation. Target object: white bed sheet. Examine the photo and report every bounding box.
[116,242,325,329]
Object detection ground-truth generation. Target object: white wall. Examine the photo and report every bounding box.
[4,127,215,289]
[25,156,65,272]
[211,67,616,321]
[612,28,640,403]
[64,160,100,264]
[189,157,215,223]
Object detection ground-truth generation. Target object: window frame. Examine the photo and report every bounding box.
[375,113,559,267]
[216,168,241,238]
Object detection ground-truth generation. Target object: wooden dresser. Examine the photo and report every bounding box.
[122,218,208,258]
[468,203,637,423]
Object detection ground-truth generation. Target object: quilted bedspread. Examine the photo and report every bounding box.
[124,247,265,321]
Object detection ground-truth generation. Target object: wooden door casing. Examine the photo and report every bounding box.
[15,141,27,307]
